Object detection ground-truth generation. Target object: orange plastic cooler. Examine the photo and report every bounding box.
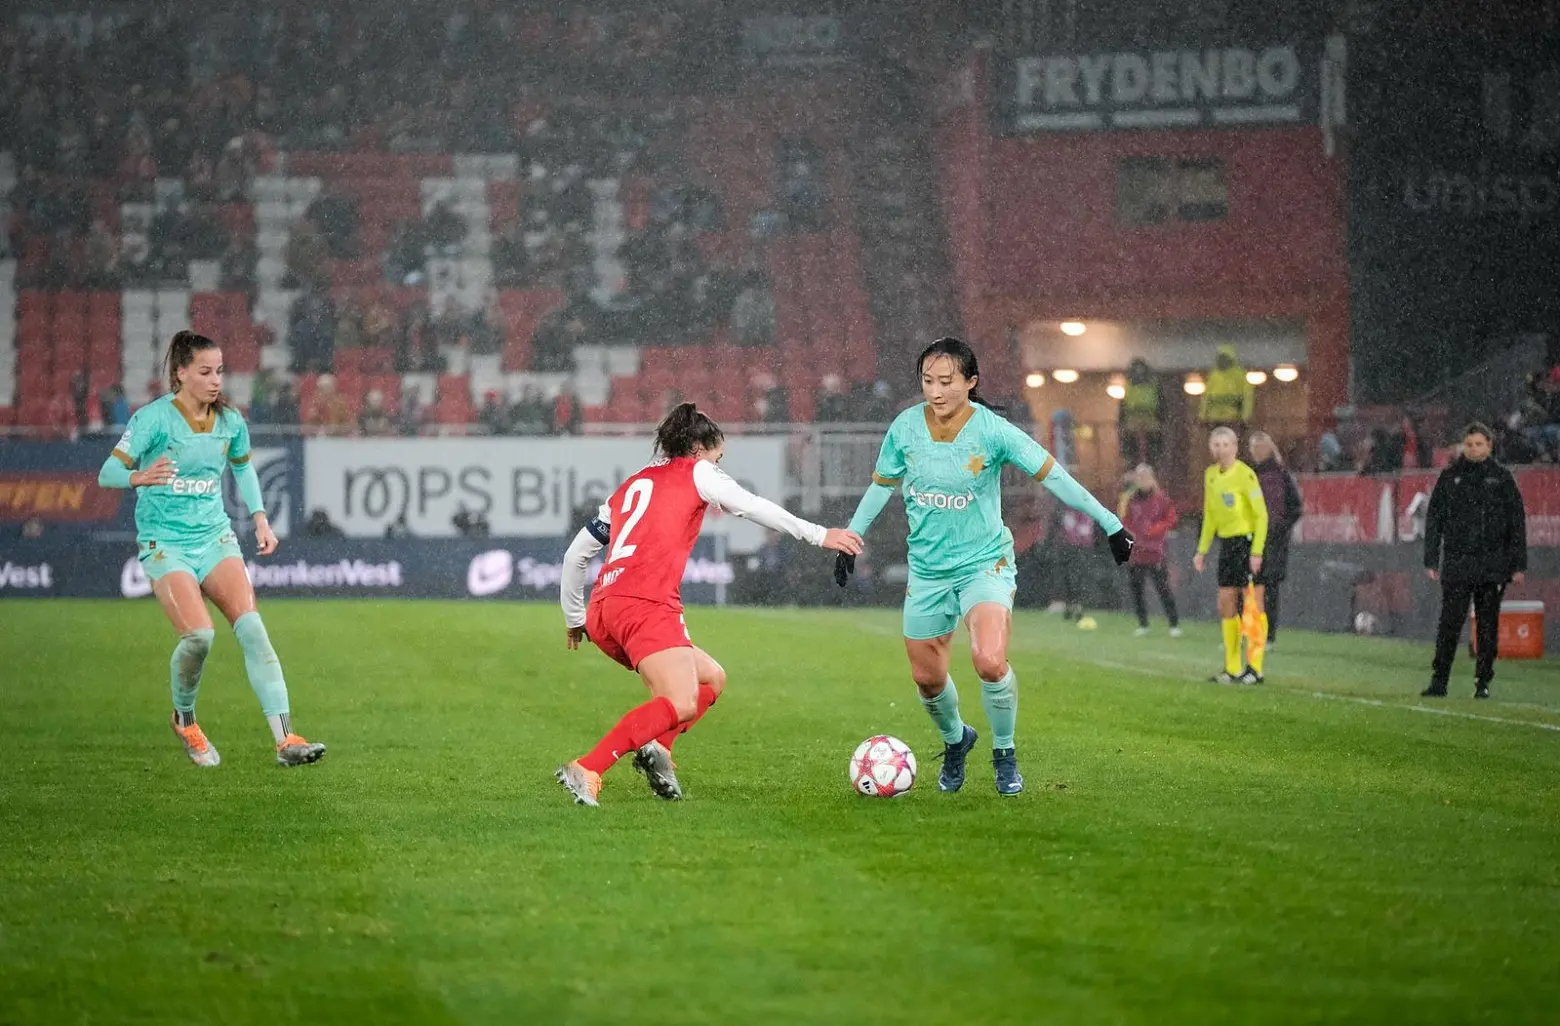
[1470,601,1546,660]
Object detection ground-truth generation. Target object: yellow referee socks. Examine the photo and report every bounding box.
[1221,618,1243,676]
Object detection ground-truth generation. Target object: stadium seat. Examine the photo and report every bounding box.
[433,373,475,425]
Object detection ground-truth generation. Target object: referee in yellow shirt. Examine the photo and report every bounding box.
[1193,426,1270,683]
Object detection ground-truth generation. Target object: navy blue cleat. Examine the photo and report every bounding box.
[992,747,1024,796]
[936,725,979,792]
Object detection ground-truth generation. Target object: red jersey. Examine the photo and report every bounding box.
[591,457,707,610]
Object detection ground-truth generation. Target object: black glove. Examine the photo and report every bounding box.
[833,551,855,587]
[1107,528,1135,566]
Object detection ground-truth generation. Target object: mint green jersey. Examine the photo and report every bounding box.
[872,403,1051,580]
[111,395,253,546]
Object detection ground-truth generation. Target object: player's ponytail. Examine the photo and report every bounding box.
[917,336,1004,411]
[163,330,228,413]
[654,402,724,458]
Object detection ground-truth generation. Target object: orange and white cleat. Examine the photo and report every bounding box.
[275,733,327,767]
[171,714,221,767]
[555,761,602,807]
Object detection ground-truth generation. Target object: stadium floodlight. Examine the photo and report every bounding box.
[1183,374,1206,396]
[1106,375,1126,400]
[1246,370,1268,385]
[1273,364,1300,382]
[1060,321,1087,336]
[1025,372,1046,388]
[1052,368,1080,383]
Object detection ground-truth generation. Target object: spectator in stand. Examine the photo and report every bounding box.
[43,391,78,440]
[1249,431,1304,646]
[1122,464,1181,637]
[1119,358,1164,468]
[102,384,131,432]
[509,386,551,435]
[478,390,510,436]
[1318,425,1346,471]
[383,220,429,286]
[304,374,354,437]
[468,298,502,356]
[283,217,329,291]
[358,390,395,437]
[304,508,346,539]
[69,371,90,432]
[531,309,585,373]
[396,301,442,373]
[273,376,301,426]
[362,297,395,351]
[219,232,258,296]
[424,199,466,255]
[288,287,337,374]
[1198,344,1254,436]
[816,374,850,422]
[84,218,120,288]
[1514,366,1560,461]
[433,296,466,348]
[1362,425,1405,474]
[730,270,775,346]
[1422,423,1528,699]
[397,392,430,437]
[334,299,364,354]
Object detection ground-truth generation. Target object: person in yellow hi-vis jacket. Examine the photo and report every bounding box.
[1198,344,1254,432]
[1193,426,1269,683]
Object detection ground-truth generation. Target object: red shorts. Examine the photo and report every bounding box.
[586,595,692,670]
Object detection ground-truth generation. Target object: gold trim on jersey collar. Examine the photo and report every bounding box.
[171,394,216,433]
[923,403,976,443]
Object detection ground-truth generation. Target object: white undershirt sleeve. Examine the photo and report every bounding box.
[559,503,610,628]
[692,460,827,547]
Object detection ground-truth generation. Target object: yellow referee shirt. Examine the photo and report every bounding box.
[1198,460,1269,556]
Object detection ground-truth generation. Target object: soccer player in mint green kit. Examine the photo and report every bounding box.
[98,330,326,768]
[838,338,1134,794]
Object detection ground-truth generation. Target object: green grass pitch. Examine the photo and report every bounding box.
[3,599,1558,1024]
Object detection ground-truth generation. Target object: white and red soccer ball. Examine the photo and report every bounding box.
[849,735,917,797]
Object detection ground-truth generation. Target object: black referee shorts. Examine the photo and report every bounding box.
[1216,535,1254,588]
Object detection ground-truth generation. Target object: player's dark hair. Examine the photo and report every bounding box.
[655,401,723,458]
[1463,421,1493,443]
[917,336,1002,410]
[163,330,228,413]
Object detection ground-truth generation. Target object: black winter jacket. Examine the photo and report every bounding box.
[1423,456,1528,584]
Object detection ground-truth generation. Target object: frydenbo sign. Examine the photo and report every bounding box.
[1002,43,1314,132]
[303,437,787,551]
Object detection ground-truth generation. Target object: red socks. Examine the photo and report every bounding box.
[577,696,680,774]
[655,684,720,752]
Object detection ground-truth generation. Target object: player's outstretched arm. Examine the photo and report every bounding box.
[692,461,861,553]
[1035,455,1135,565]
[560,507,609,644]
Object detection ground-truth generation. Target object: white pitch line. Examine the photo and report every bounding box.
[1311,692,1560,733]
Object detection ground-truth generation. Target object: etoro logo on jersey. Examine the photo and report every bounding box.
[907,485,977,511]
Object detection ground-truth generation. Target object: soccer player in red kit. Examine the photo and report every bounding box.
[556,403,862,806]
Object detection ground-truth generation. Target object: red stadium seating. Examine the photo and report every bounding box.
[497,288,564,371]
[433,374,475,425]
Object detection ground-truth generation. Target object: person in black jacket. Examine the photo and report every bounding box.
[1422,423,1528,699]
[1249,432,1303,645]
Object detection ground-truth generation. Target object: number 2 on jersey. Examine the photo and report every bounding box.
[607,480,654,563]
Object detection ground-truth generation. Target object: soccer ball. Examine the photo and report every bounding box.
[849,735,917,797]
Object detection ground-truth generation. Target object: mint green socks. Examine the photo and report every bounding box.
[170,628,215,724]
[980,666,1018,750]
[921,676,967,745]
[233,611,290,730]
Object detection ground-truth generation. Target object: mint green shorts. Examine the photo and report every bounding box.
[139,531,244,583]
[903,561,1018,640]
